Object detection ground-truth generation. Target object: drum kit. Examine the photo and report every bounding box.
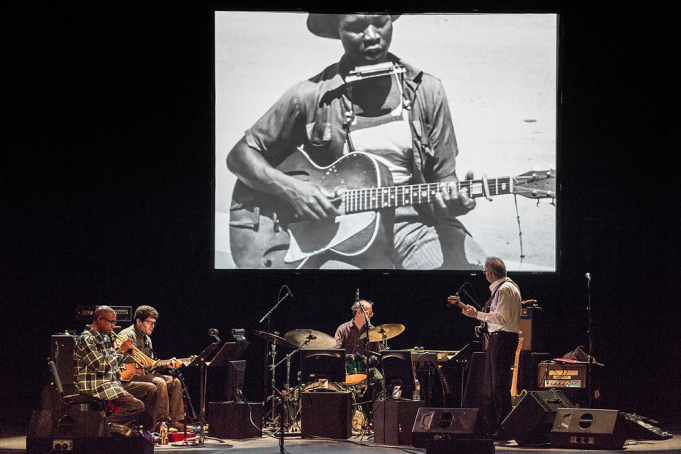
[252,323,405,435]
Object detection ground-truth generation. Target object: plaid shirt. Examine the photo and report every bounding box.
[74,328,129,400]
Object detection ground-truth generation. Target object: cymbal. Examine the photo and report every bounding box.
[359,324,405,342]
[284,329,336,349]
[252,330,295,348]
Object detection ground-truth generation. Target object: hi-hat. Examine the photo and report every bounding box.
[359,324,405,342]
[284,329,336,349]
[252,330,296,348]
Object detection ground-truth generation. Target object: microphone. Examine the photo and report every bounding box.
[585,272,591,281]
[209,328,220,343]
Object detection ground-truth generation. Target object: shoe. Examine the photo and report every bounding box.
[168,421,194,432]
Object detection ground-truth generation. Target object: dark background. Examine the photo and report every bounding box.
[3,1,680,431]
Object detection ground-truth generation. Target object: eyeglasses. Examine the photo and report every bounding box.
[100,317,116,325]
[144,320,156,326]
[365,310,374,317]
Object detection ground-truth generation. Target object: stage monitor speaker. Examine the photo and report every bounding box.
[373,398,424,445]
[208,401,262,439]
[300,391,352,439]
[501,389,574,446]
[411,407,484,449]
[51,334,78,387]
[550,408,626,450]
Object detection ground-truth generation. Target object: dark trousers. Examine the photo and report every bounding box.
[120,380,158,430]
[483,331,518,433]
[109,393,145,428]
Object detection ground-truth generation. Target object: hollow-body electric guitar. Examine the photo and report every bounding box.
[120,355,197,382]
[230,148,555,269]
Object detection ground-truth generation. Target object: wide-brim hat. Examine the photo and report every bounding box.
[307,13,401,40]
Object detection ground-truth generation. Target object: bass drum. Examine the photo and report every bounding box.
[299,381,367,435]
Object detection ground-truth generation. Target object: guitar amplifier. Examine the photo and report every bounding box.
[538,361,587,388]
[76,306,132,323]
[519,306,542,351]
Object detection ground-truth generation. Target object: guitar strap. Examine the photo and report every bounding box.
[482,278,520,312]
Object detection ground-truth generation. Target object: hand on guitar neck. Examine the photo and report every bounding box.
[120,355,197,382]
[448,295,478,319]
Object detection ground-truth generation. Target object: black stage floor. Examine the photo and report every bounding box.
[2,430,678,454]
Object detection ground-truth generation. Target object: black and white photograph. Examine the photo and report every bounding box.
[215,12,557,271]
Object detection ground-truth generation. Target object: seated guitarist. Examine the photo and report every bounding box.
[119,305,187,432]
[226,13,486,270]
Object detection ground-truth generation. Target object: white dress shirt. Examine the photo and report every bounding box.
[476,277,522,333]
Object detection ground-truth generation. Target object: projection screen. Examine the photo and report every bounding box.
[215,12,558,271]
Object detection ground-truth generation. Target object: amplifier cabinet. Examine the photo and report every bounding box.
[373,398,423,446]
[300,391,352,439]
[51,335,78,387]
[538,362,587,389]
[208,401,262,439]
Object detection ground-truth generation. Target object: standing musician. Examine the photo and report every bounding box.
[461,257,521,440]
[74,305,158,430]
[226,13,486,269]
[119,305,186,432]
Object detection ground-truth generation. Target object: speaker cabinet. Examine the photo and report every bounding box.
[550,408,625,450]
[208,401,262,439]
[373,398,424,445]
[501,390,574,446]
[26,409,113,454]
[411,407,484,448]
[300,391,352,439]
[28,410,110,439]
[51,334,78,387]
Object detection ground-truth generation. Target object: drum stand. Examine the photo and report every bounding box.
[269,342,307,434]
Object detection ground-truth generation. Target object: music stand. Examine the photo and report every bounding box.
[450,341,481,407]
[180,341,250,447]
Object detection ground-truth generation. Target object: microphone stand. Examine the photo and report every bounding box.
[258,286,292,426]
[459,283,482,310]
[586,274,593,408]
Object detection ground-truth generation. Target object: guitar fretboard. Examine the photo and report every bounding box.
[342,178,515,213]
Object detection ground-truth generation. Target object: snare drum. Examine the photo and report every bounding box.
[344,354,367,384]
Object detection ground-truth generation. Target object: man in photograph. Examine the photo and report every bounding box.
[226,14,486,270]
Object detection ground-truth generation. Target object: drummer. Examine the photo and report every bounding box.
[334,299,381,368]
